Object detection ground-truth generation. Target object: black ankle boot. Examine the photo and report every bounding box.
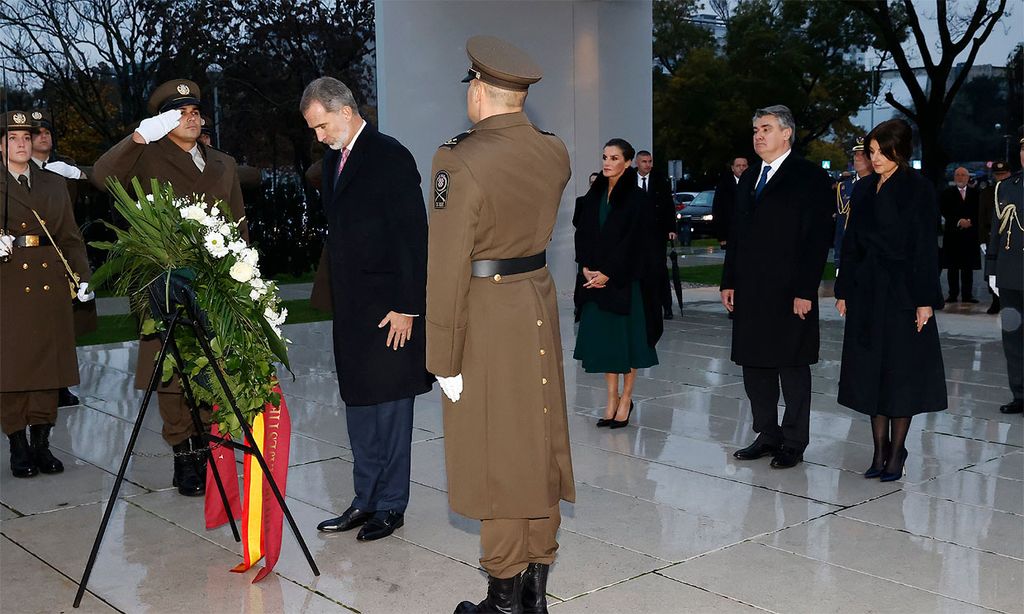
[29,424,64,474]
[521,563,550,613]
[171,440,205,496]
[189,435,209,482]
[454,573,523,614]
[8,430,38,478]
[57,387,80,407]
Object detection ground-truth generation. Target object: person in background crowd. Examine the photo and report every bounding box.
[635,150,677,319]
[711,156,748,250]
[833,137,871,273]
[979,160,1012,314]
[940,166,981,304]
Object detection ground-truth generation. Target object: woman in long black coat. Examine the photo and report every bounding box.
[834,119,947,482]
[573,139,663,428]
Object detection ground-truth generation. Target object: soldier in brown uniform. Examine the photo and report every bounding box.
[91,79,248,496]
[426,36,575,614]
[1,110,93,478]
[30,108,98,406]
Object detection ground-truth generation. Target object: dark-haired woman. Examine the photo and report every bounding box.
[834,119,947,481]
[573,139,662,428]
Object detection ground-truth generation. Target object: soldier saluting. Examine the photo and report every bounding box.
[1,110,93,478]
[91,79,248,496]
[985,136,1024,415]
[426,36,574,614]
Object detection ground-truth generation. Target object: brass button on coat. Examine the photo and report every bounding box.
[541,377,547,385]
[43,285,50,291]
[539,349,545,356]
[41,262,47,268]
[536,319,543,326]
[24,287,30,293]
[21,263,28,270]
[543,407,548,413]
[493,274,502,282]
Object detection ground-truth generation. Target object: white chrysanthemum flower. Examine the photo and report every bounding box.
[205,233,230,258]
[230,261,255,283]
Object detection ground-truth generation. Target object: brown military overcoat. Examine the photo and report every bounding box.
[1,168,91,391]
[91,134,248,390]
[426,111,574,520]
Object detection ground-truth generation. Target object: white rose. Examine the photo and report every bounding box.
[217,222,234,237]
[205,233,230,258]
[240,248,259,267]
[201,213,221,228]
[249,287,264,301]
[227,240,246,255]
[230,261,255,283]
[180,205,206,222]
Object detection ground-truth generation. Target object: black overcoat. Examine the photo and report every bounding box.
[720,154,834,367]
[711,172,738,243]
[573,168,663,347]
[320,122,433,406]
[939,185,981,269]
[834,170,947,416]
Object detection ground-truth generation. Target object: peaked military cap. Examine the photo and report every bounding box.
[992,161,1010,173]
[460,35,542,92]
[1,110,38,134]
[147,79,202,115]
[29,109,53,130]
[851,137,865,152]
[200,115,214,137]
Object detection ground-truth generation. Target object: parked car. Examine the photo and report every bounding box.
[675,190,715,243]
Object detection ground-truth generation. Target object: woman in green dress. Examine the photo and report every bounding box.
[573,139,663,428]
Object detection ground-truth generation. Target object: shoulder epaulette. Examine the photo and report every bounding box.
[440,130,474,149]
[532,125,556,137]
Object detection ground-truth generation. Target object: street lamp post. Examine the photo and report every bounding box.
[206,63,223,149]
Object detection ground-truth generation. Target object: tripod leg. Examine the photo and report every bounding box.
[191,327,320,577]
[74,310,182,608]
[167,337,241,543]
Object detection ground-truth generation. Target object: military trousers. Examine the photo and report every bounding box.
[0,390,58,434]
[479,503,561,579]
[1001,289,1023,401]
[157,391,210,446]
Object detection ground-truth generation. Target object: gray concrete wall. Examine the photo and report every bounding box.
[375,0,652,287]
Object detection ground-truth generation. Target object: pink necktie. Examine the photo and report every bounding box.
[959,187,965,200]
[338,147,350,175]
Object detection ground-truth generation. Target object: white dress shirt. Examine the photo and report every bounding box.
[637,172,650,191]
[188,145,206,172]
[757,148,792,185]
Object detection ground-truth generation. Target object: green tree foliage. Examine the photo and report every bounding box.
[654,0,876,183]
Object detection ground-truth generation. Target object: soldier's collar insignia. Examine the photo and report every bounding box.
[441,130,473,148]
[176,83,190,95]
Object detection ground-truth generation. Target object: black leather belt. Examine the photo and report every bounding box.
[471,252,546,278]
[14,235,51,248]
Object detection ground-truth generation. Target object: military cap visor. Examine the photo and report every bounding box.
[461,35,542,92]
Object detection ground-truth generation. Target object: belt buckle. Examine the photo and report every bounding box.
[18,235,40,248]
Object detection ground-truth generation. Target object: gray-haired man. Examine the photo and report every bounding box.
[720,105,834,469]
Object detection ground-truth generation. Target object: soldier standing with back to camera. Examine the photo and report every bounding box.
[985,137,1024,415]
[1,110,93,478]
[426,36,575,614]
[91,79,248,496]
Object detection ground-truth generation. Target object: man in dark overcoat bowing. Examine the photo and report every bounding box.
[940,166,981,303]
[720,105,834,469]
[300,77,432,541]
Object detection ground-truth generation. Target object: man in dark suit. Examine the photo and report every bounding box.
[300,77,432,541]
[720,105,833,469]
[940,167,981,303]
[636,150,677,318]
[711,156,749,249]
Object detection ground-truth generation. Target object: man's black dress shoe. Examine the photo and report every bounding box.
[999,400,1023,414]
[317,506,374,532]
[770,446,803,469]
[963,297,979,304]
[945,296,958,304]
[58,387,80,407]
[663,309,674,320]
[733,439,778,460]
[357,510,404,541]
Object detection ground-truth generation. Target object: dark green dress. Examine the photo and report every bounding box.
[573,192,659,374]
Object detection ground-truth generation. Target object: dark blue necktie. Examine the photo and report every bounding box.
[754,165,771,199]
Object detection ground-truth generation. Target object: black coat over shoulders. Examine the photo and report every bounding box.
[320,122,433,406]
[573,168,663,347]
[834,169,947,416]
[721,153,834,367]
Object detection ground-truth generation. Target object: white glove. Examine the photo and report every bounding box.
[135,109,182,144]
[77,281,95,302]
[437,374,463,403]
[989,275,999,297]
[980,243,987,256]
[44,160,84,180]
[0,234,13,258]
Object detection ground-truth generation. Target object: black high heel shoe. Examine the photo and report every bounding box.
[596,399,619,427]
[863,461,886,479]
[880,448,908,482]
[609,401,634,429]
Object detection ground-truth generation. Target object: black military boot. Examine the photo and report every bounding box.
[454,573,523,614]
[171,439,205,496]
[57,387,80,407]
[29,424,64,474]
[189,435,209,483]
[8,430,38,478]
[521,563,550,613]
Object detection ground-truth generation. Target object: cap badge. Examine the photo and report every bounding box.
[31,111,42,120]
[12,113,26,124]
[176,84,190,95]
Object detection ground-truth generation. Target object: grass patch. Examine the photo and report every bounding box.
[76,298,331,347]
[674,262,837,286]
[270,269,318,284]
